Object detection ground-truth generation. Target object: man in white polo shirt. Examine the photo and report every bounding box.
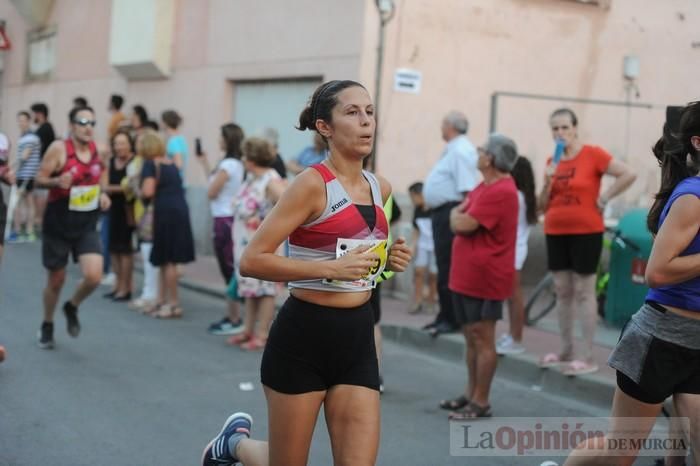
[422,111,479,336]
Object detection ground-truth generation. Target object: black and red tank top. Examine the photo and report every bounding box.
[44,139,103,238]
[48,139,102,203]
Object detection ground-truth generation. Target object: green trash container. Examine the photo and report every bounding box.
[604,208,653,327]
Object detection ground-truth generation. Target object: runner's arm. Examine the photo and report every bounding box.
[646,194,700,287]
[240,169,374,282]
[35,141,65,189]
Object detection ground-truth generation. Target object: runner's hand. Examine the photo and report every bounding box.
[99,193,111,211]
[387,237,411,272]
[57,172,73,190]
[328,245,380,281]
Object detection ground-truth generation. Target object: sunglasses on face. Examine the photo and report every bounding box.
[73,118,96,127]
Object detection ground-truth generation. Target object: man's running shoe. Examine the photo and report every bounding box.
[24,232,37,242]
[208,317,244,336]
[202,412,252,466]
[37,322,55,349]
[63,301,81,337]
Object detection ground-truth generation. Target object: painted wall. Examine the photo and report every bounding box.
[366,0,700,212]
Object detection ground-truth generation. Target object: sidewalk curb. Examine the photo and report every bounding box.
[380,325,616,411]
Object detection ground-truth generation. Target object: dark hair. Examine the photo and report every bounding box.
[69,105,94,123]
[647,101,700,234]
[550,108,578,127]
[111,128,135,154]
[511,156,538,225]
[161,110,182,130]
[242,137,275,168]
[17,111,31,120]
[408,182,423,194]
[110,94,124,110]
[221,123,244,159]
[145,120,160,131]
[30,103,48,117]
[132,105,149,128]
[297,80,366,134]
[73,96,88,107]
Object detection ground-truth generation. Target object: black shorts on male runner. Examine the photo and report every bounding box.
[42,230,102,270]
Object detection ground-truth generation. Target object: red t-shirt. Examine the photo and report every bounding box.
[544,145,612,235]
[449,177,518,301]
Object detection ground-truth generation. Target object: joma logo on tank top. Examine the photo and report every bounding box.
[331,198,349,212]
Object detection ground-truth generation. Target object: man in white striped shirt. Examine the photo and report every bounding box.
[9,111,41,242]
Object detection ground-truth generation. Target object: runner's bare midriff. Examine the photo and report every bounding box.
[665,304,700,320]
[290,288,371,308]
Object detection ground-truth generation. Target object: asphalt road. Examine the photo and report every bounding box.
[0,242,663,466]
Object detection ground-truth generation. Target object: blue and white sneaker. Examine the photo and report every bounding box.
[202,412,252,466]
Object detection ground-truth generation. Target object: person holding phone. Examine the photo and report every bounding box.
[538,108,636,376]
[196,125,246,336]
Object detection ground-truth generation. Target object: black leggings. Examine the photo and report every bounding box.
[261,295,379,394]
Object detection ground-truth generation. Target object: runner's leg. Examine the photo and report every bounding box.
[325,385,380,466]
[265,386,325,466]
[68,253,102,307]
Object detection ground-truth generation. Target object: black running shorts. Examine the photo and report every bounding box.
[42,230,102,270]
[545,233,603,275]
[261,295,379,394]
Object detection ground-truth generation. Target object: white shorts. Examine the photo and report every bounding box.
[414,245,437,274]
[515,244,528,271]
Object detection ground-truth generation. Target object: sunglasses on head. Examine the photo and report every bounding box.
[73,118,96,127]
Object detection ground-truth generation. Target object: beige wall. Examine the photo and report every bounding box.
[366,0,700,209]
[1,0,699,206]
[0,0,367,186]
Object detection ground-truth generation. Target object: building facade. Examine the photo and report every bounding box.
[0,0,698,258]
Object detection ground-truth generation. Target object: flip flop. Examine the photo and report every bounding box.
[561,360,599,376]
[539,352,570,368]
[153,305,183,319]
[449,403,492,420]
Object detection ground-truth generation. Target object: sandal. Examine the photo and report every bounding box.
[140,302,165,315]
[561,360,599,376]
[439,395,470,411]
[449,402,492,420]
[240,336,266,351]
[539,352,571,368]
[153,305,183,319]
[227,332,252,346]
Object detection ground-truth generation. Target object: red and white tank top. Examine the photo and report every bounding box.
[48,139,103,210]
[288,164,389,292]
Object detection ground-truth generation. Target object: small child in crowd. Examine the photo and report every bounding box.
[408,182,438,314]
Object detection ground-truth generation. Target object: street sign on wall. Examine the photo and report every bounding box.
[394,68,421,94]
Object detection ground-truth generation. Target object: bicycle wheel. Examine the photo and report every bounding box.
[525,273,557,325]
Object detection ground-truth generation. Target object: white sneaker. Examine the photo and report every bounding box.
[496,338,525,355]
[497,333,512,345]
[100,272,116,286]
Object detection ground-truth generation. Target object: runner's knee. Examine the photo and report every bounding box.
[48,270,66,291]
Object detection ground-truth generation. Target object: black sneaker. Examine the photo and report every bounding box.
[63,301,81,337]
[207,317,244,336]
[37,322,55,349]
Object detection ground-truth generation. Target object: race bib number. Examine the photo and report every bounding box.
[69,185,100,212]
[324,238,388,289]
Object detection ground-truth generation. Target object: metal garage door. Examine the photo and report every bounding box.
[233,79,322,164]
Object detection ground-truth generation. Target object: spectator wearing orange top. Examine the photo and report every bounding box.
[538,108,636,376]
